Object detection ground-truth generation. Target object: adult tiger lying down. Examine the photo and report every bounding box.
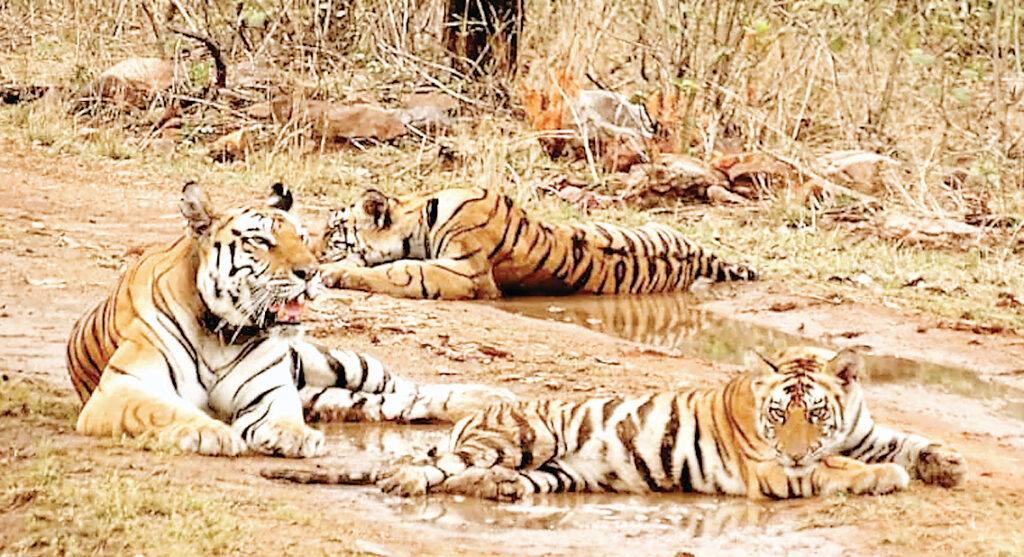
[263,347,966,499]
[66,182,512,458]
[318,187,756,299]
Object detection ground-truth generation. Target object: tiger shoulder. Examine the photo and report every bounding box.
[318,187,757,299]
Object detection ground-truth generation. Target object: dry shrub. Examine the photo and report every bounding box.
[1,0,1021,218]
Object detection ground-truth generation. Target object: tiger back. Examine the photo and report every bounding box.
[318,187,756,299]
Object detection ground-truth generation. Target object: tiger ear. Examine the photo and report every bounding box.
[826,347,864,388]
[266,182,293,211]
[359,190,390,228]
[180,181,216,238]
[754,351,781,373]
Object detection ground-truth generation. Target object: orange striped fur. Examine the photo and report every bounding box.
[66,182,513,457]
[319,187,756,299]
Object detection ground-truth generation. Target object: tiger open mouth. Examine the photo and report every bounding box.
[269,300,305,325]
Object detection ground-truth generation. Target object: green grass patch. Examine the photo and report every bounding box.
[0,374,78,425]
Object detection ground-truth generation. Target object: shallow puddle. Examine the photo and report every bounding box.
[490,293,1024,424]
[302,293,1024,555]
[308,423,842,557]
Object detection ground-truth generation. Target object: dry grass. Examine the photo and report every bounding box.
[0,0,1022,334]
[806,487,1024,556]
[0,379,361,557]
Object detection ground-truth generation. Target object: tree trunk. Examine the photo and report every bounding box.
[444,0,522,76]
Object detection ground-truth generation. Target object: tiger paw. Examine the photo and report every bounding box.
[249,418,324,458]
[916,445,967,488]
[850,463,910,495]
[442,466,527,501]
[321,261,362,289]
[378,466,432,497]
[160,420,246,456]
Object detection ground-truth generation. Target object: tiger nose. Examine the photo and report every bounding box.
[293,264,319,281]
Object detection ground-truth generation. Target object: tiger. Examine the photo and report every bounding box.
[263,346,966,499]
[317,187,756,299]
[65,181,513,458]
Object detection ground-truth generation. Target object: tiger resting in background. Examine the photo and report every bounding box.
[66,182,512,458]
[317,187,756,299]
[264,346,966,499]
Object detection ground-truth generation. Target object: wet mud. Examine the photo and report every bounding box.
[491,293,1024,429]
[303,424,845,557]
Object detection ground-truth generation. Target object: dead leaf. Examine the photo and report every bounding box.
[208,129,248,161]
[521,69,653,169]
[767,301,798,312]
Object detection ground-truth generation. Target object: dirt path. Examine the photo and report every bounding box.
[1,138,1022,555]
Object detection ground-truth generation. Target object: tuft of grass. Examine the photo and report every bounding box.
[0,374,79,425]
[803,487,1024,556]
[3,449,249,555]
[0,436,353,556]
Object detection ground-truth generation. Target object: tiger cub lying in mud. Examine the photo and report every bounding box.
[317,187,756,299]
[66,182,512,458]
[264,346,966,499]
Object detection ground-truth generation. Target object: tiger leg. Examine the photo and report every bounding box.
[294,343,515,423]
[841,424,966,488]
[441,460,590,500]
[321,259,500,299]
[76,342,245,456]
[207,357,324,458]
[748,457,909,499]
[380,404,569,498]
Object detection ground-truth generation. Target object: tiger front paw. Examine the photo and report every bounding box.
[916,445,967,488]
[249,418,325,458]
[160,419,246,456]
[321,261,363,290]
[850,463,910,495]
[442,466,527,502]
[378,466,432,497]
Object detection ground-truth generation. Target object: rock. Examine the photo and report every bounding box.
[393,92,459,128]
[77,57,175,107]
[821,150,903,197]
[713,152,798,199]
[267,97,408,141]
[621,154,733,204]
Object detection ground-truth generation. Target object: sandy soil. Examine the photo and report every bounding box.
[1,138,1022,556]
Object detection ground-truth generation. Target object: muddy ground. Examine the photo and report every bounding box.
[1,137,1023,556]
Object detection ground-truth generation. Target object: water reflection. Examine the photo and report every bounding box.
[488,293,1024,422]
[490,293,802,363]
[311,423,783,540]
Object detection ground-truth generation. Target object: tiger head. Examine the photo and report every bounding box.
[318,189,429,265]
[752,346,864,476]
[180,181,322,334]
